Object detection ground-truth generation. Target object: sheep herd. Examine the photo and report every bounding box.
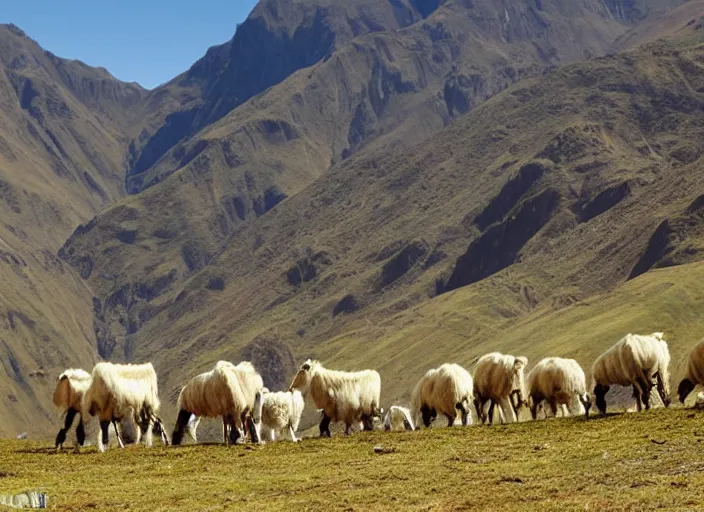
[50,331,704,451]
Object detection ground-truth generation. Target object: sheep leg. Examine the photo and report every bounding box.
[459,401,472,426]
[288,424,299,443]
[500,396,517,423]
[579,393,592,418]
[420,405,433,428]
[98,420,110,452]
[144,419,154,448]
[76,415,86,447]
[548,398,558,418]
[641,380,653,411]
[319,413,332,437]
[655,372,671,408]
[594,384,609,415]
[171,409,191,446]
[113,420,125,449]
[530,394,542,421]
[678,378,695,404]
[155,418,170,446]
[228,416,243,445]
[55,407,78,449]
[473,397,485,424]
[361,413,374,431]
[222,416,230,445]
[487,401,495,425]
[187,415,200,443]
[246,416,261,444]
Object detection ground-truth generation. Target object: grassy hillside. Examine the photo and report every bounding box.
[1,409,703,510]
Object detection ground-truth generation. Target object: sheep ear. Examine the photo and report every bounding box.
[514,357,527,370]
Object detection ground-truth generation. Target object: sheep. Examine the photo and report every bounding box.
[592,332,672,415]
[250,387,305,442]
[82,362,168,452]
[231,361,265,442]
[288,359,381,437]
[52,368,91,449]
[383,405,415,431]
[174,361,263,445]
[411,364,474,428]
[678,338,704,404]
[473,352,529,424]
[528,357,591,420]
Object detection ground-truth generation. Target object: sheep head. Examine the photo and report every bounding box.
[288,359,317,393]
[511,356,530,410]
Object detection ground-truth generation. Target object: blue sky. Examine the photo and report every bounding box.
[1,0,259,89]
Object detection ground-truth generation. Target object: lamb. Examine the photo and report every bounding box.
[52,368,91,448]
[473,352,529,424]
[678,338,704,404]
[288,359,381,437]
[82,362,167,452]
[528,357,591,419]
[411,363,474,428]
[592,332,672,415]
[172,361,261,445]
[250,387,305,442]
[174,361,264,444]
[383,405,415,431]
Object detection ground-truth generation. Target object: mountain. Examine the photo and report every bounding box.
[1,0,702,436]
[0,25,150,435]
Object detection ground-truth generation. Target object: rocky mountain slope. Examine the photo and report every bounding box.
[2,0,702,436]
[0,25,149,435]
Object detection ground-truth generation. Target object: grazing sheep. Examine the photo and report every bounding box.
[678,338,704,404]
[473,352,529,424]
[82,362,167,452]
[411,363,474,428]
[288,360,381,437]
[384,405,415,431]
[52,368,91,448]
[528,357,591,420]
[172,361,259,445]
[251,388,305,442]
[177,361,264,444]
[231,361,265,442]
[592,332,672,415]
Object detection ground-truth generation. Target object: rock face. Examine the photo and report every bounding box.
[0,0,697,435]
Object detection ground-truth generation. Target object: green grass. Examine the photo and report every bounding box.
[2,409,704,511]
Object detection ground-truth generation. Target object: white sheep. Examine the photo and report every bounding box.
[82,362,167,452]
[411,363,474,428]
[383,405,415,431]
[473,352,529,424]
[288,359,381,437]
[592,332,672,415]
[176,361,264,444]
[231,361,265,442]
[678,338,704,404]
[528,357,591,419]
[172,361,256,445]
[251,388,305,442]
[52,368,91,449]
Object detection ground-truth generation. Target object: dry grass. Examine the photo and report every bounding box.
[2,409,704,511]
